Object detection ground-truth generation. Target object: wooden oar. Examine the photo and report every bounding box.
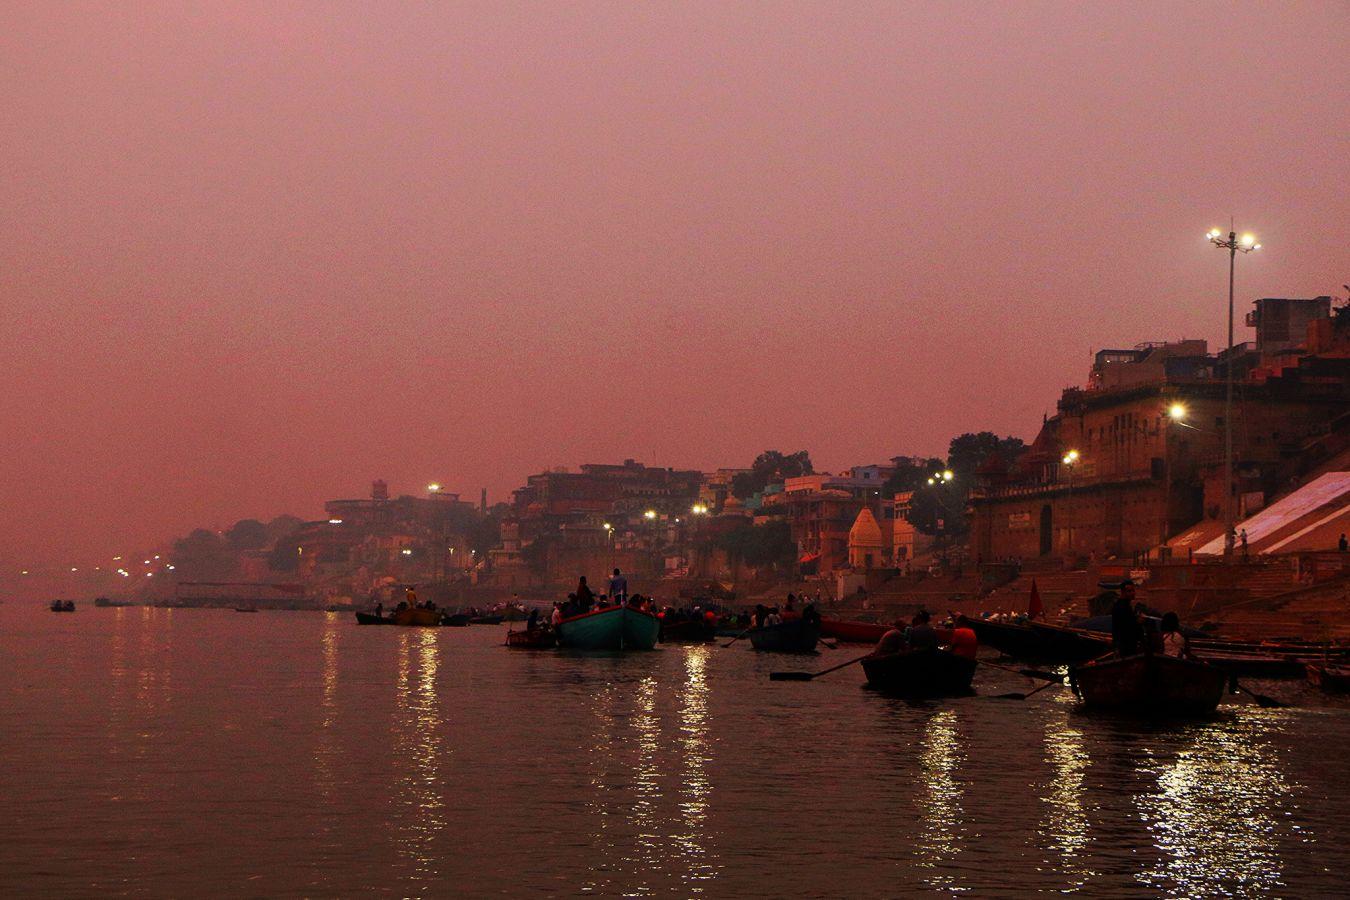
[976,658,1064,682]
[1229,677,1288,709]
[994,679,1062,701]
[770,653,873,682]
[721,628,752,648]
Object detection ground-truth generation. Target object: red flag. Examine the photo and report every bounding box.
[1028,579,1043,620]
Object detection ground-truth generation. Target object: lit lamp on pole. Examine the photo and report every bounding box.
[1207,225,1261,561]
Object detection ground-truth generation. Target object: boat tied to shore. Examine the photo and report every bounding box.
[556,605,660,651]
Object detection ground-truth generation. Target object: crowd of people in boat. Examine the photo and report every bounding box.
[871,610,978,659]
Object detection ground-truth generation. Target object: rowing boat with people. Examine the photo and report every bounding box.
[748,619,819,653]
[1070,653,1227,716]
[556,605,660,651]
[860,647,977,697]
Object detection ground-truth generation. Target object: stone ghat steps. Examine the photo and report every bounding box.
[1204,572,1350,641]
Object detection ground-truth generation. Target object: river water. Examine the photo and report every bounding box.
[1,604,1347,897]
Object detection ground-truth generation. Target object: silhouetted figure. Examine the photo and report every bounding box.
[1111,586,1142,657]
[608,568,628,605]
[906,610,938,651]
[576,577,595,612]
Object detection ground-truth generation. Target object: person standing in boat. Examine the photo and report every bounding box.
[575,576,595,612]
[551,602,564,627]
[527,607,540,631]
[1111,585,1142,656]
[607,568,628,605]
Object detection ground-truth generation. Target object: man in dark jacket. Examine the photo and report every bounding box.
[1111,583,1142,656]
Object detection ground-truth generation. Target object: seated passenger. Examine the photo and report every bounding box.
[874,620,908,655]
[906,610,939,651]
[1159,612,1189,658]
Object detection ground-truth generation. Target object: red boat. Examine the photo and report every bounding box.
[820,618,888,643]
[1306,663,1350,693]
[506,628,557,649]
[1071,653,1228,716]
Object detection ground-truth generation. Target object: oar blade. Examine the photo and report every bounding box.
[769,671,815,681]
[993,691,1029,700]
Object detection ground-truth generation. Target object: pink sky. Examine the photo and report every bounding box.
[2,2,1347,573]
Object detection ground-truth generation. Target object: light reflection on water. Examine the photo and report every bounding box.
[916,709,967,893]
[1135,715,1293,897]
[1,606,1348,897]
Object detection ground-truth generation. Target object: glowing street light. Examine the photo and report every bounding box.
[401,548,413,556]
[1167,402,1187,422]
[328,518,343,525]
[602,522,613,531]
[690,503,709,515]
[1207,223,1262,561]
[643,509,657,520]
[1062,449,1080,466]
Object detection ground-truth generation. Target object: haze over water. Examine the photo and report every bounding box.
[3,605,1346,897]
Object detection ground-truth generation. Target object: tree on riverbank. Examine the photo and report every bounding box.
[731,450,814,499]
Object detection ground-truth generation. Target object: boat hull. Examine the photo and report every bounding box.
[1071,654,1227,716]
[392,607,441,627]
[355,612,395,625]
[1307,663,1350,693]
[861,648,977,696]
[659,619,716,643]
[556,606,660,651]
[506,628,558,649]
[957,615,1107,663]
[820,618,888,643]
[748,620,819,653]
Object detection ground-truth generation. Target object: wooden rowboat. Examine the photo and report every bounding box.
[355,611,395,625]
[469,615,505,625]
[820,618,889,643]
[861,647,977,696]
[506,628,557,649]
[659,618,717,643]
[1070,653,1227,716]
[556,605,660,651]
[1306,663,1350,693]
[442,613,470,627]
[392,607,441,627]
[748,620,819,653]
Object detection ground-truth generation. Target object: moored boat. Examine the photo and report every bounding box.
[1306,662,1350,693]
[50,600,76,612]
[820,618,889,644]
[1070,653,1227,716]
[861,647,977,697]
[955,615,1108,663]
[442,613,470,627]
[748,619,819,653]
[469,615,505,625]
[556,605,660,651]
[355,611,395,625]
[506,628,558,649]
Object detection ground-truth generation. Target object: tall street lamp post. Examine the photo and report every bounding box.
[1206,226,1261,562]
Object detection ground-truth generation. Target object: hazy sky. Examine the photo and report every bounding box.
[2,2,1347,571]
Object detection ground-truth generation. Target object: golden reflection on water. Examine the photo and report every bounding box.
[134,607,172,718]
[1040,713,1090,888]
[676,647,716,891]
[314,614,340,800]
[1136,717,1290,896]
[393,630,445,884]
[916,709,966,892]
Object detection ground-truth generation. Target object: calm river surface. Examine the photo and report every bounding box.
[2,604,1348,897]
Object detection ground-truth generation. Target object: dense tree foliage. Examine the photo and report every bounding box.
[225,518,268,551]
[712,521,796,570]
[171,528,238,581]
[731,450,814,499]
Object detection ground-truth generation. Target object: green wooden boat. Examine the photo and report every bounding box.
[556,605,660,651]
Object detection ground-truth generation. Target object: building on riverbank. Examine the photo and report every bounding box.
[970,297,1350,564]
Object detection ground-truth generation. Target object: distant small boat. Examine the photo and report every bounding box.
[1071,653,1227,716]
[556,605,660,651]
[861,647,977,697]
[506,628,557,649]
[50,600,76,613]
[234,606,259,613]
[469,615,505,625]
[355,611,395,625]
[1306,662,1350,693]
[442,613,470,627]
[748,620,819,653]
